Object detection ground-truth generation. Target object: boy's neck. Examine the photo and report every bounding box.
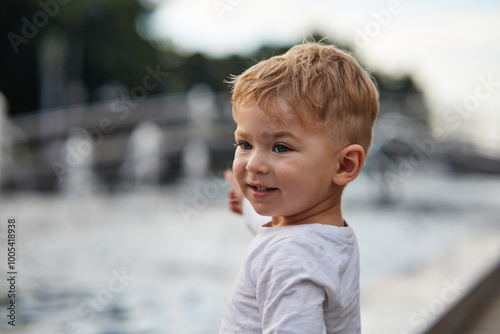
[270,199,344,228]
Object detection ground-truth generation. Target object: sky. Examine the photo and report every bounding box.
[145,0,500,155]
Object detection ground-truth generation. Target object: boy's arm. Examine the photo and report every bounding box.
[255,238,337,333]
[225,169,271,234]
[259,278,327,333]
[225,170,244,215]
[242,198,271,235]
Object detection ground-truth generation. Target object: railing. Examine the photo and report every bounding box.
[4,92,236,191]
[424,257,500,334]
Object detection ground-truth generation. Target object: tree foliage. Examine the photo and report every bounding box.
[0,2,427,127]
[0,0,158,114]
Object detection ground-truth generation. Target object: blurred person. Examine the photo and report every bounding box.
[219,42,379,333]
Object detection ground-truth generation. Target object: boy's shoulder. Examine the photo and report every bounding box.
[244,224,360,295]
[258,224,356,248]
[250,224,358,270]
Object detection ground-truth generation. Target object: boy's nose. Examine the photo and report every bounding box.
[246,151,270,174]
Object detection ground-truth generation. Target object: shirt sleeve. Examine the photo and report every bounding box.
[242,198,271,235]
[254,235,339,334]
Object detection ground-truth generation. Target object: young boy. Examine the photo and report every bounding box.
[219,42,379,333]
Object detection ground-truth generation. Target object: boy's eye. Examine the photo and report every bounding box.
[236,142,252,150]
[273,144,290,153]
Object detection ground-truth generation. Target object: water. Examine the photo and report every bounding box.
[0,173,499,333]
[119,121,165,188]
[181,140,211,180]
[60,130,96,196]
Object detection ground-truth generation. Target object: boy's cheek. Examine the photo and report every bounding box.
[232,160,246,182]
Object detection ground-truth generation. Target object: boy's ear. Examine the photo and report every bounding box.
[332,144,365,186]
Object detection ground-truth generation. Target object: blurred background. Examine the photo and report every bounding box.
[0,0,499,333]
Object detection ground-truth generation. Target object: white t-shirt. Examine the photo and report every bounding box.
[242,198,272,234]
[219,221,361,334]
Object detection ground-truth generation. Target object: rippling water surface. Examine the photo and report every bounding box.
[0,174,499,333]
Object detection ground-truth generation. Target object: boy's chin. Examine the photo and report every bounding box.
[249,203,275,217]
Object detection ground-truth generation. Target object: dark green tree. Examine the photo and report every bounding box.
[0,0,159,115]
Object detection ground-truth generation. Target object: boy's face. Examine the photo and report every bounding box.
[233,101,341,220]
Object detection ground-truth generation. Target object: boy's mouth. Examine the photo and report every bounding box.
[249,184,276,192]
[253,186,274,192]
[248,184,278,198]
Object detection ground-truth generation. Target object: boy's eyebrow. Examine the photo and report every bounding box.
[235,129,299,141]
[271,130,300,140]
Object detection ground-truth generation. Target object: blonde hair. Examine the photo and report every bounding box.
[228,42,379,153]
